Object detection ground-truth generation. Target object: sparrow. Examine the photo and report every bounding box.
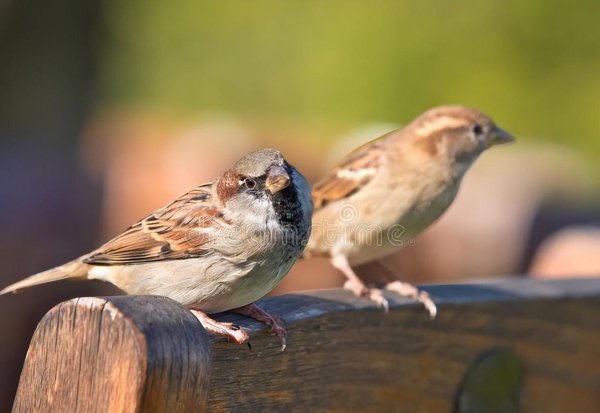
[304,105,514,316]
[1,148,313,350]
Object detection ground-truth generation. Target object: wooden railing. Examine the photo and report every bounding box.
[11,278,600,412]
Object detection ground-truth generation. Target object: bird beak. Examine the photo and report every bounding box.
[489,127,515,146]
[265,165,290,194]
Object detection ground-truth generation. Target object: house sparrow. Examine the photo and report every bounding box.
[1,148,313,350]
[304,105,514,316]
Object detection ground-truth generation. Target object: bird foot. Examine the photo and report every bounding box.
[233,303,287,351]
[384,280,437,319]
[189,309,250,345]
[343,280,389,313]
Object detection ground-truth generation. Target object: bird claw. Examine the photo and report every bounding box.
[385,281,437,319]
[364,288,389,313]
[232,303,288,351]
[189,309,251,344]
[226,327,251,345]
[343,277,436,317]
[419,292,437,319]
[270,323,287,351]
[344,280,389,312]
[279,336,287,352]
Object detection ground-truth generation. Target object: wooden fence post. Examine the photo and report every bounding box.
[10,278,600,412]
[12,296,211,413]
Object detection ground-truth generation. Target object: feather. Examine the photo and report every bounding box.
[85,185,222,265]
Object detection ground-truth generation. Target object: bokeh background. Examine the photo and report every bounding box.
[0,1,599,409]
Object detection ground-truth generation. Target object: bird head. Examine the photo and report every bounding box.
[409,105,514,175]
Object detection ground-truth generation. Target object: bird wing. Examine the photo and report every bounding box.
[312,136,387,209]
[84,184,225,265]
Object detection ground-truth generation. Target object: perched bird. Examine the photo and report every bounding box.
[1,149,313,349]
[304,105,514,316]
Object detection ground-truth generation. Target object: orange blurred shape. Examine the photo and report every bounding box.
[529,226,600,278]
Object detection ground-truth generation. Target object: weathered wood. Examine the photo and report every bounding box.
[209,278,600,413]
[12,278,600,413]
[12,296,211,413]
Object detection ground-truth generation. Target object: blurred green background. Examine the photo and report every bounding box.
[96,0,599,155]
[3,0,599,154]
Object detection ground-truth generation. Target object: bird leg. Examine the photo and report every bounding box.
[189,309,250,345]
[376,260,437,319]
[232,303,287,351]
[332,255,389,312]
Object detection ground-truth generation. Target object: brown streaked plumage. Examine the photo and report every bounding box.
[312,136,386,208]
[1,148,313,350]
[85,186,219,265]
[304,105,514,315]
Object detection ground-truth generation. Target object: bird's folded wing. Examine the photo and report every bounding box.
[312,136,386,208]
[85,185,223,265]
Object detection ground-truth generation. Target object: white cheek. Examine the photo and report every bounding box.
[225,193,276,226]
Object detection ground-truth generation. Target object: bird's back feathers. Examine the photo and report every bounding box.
[85,185,218,265]
[312,135,387,209]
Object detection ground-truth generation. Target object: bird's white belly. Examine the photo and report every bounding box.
[89,249,295,313]
[346,226,412,266]
[344,180,459,266]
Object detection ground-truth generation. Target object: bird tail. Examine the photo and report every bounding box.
[0,259,89,295]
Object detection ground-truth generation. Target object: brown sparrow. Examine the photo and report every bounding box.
[1,148,313,349]
[304,105,514,316]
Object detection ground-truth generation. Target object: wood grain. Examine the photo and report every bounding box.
[12,296,211,413]
[209,278,600,413]
[11,278,600,413]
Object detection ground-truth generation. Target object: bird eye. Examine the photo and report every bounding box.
[471,123,484,136]
[243,178,256,189]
